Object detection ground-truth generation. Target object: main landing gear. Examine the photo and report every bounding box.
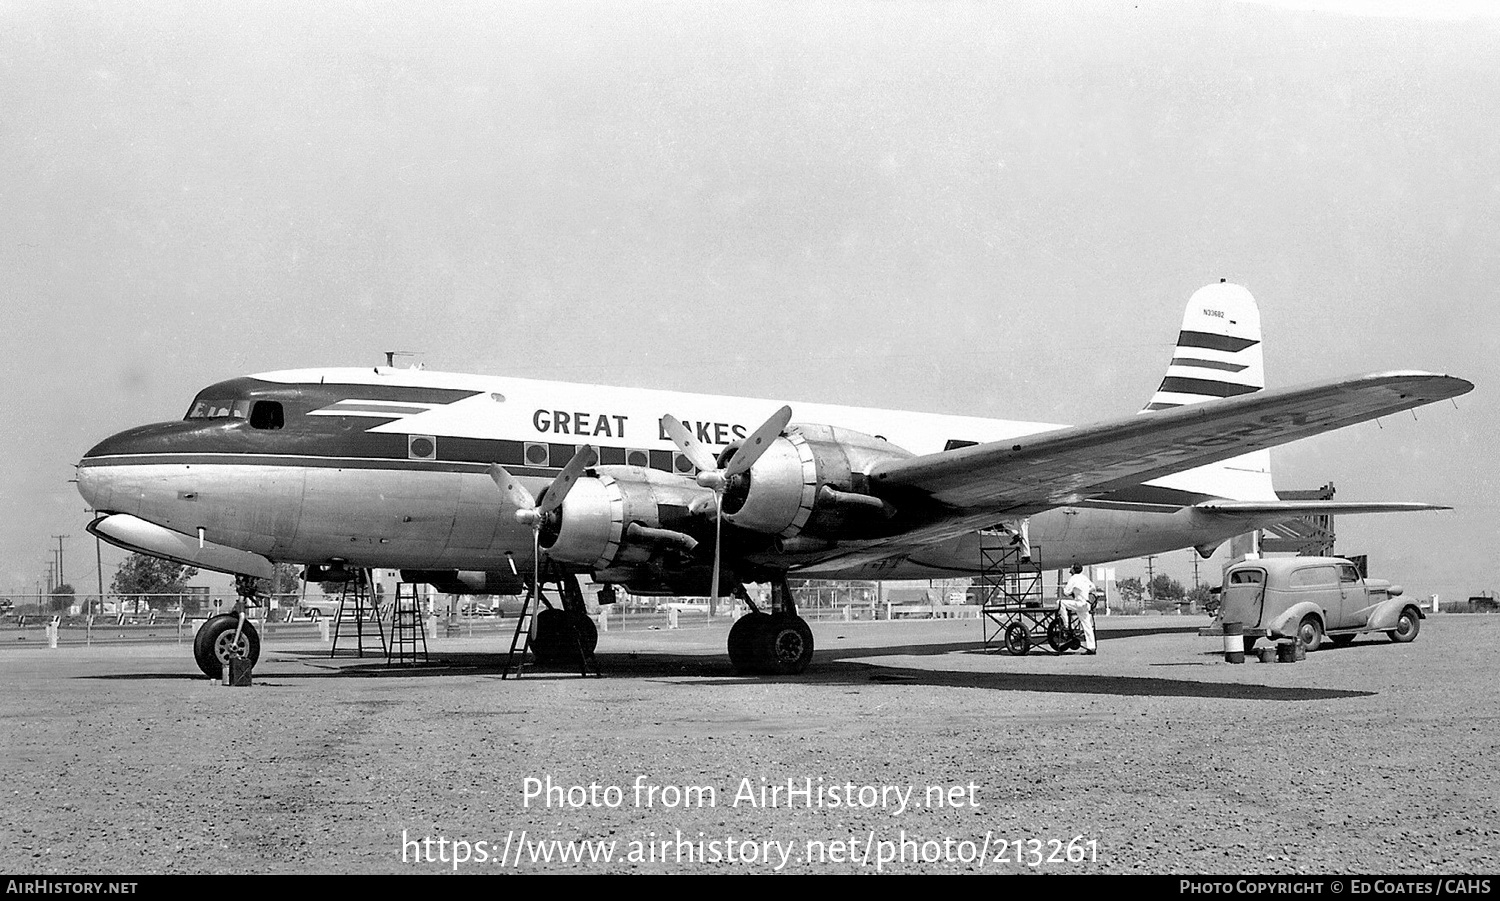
[192,575,264,679]
[728,579,814,676]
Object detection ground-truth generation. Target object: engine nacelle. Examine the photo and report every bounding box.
[721,424,912,539]
[542,466,713,571]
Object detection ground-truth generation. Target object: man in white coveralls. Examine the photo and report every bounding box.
[1061,564,1097,655]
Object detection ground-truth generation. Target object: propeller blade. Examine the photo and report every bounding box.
[724,405,791,478]
[661,414,719,473]
[709,500,722,617]
[488,464,537,512]
[537,445,597,517]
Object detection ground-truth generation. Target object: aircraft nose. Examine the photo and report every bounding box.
[76,420,190,512]
[76,461,109,511]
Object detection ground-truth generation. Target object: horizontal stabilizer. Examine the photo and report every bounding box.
[1195,501,1451,515]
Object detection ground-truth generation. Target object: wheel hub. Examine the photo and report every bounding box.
[772,629,804,662]
[215,633,249,661]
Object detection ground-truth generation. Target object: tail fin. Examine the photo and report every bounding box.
[1142,280,1264,412]
[1145,281,1274,501]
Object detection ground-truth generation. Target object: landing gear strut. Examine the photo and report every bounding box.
[728,579,814,676]
[192,575,263,678]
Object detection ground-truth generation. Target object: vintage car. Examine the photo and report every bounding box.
[1218,556,1424,650]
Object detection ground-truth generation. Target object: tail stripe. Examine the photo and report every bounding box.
[1156,377,1259,398]
[1176,331,1260,353]
[1170,356,1249,373]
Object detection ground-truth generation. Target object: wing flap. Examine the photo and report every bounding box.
[868,371,1471,509]
[1196,501,1451,516]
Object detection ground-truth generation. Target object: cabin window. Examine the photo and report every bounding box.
[250,401,284,430]
[1229,570,1264,585]
[1338,564,1361,584]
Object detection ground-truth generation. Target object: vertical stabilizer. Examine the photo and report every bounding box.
[1144,282,1275,501]
[1142,281,1264,412]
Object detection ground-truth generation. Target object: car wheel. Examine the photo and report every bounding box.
[1003,623,1030,656]
[1297,615,1324,652]
[1388,607,1421,643]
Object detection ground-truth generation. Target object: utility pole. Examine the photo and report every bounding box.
[52,535,68,588]
[1144,554,1156,590]
[96,528,105,616]
[1190,551,1200,591]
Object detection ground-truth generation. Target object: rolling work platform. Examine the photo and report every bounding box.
[976,538,1075,656]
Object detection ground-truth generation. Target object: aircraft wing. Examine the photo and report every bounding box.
[865,369,1470,527]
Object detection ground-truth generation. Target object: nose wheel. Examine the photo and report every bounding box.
[193,613,261,678]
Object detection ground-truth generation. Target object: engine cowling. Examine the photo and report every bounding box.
[720,424,912,539]
[540,466,715,571]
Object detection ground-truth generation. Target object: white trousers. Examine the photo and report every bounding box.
[1058,596,1096,651]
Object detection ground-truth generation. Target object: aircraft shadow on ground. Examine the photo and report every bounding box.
[135,632,1373,701]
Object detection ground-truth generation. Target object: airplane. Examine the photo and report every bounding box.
[75,282,1472,678]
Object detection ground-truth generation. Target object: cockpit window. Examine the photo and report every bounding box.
[185,398,251,420]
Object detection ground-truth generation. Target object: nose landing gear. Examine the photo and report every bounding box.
[191,575,263,679]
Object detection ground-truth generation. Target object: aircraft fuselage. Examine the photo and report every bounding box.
[76,367,1275,590]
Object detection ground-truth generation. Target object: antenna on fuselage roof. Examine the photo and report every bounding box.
[382,351,425,369]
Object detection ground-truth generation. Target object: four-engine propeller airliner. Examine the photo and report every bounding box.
[76,283,1472,677]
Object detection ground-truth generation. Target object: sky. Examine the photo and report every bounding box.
[1,0,1495,604]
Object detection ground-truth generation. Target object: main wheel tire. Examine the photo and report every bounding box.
[1297,615,1324,652]
[1389,608,1421,643]
[757,615,815,676]
[1047,616,1073,653]
[193,614,261,679]
[1003,623,1031,656]
[531,609,598,664]
[728,612,772,674]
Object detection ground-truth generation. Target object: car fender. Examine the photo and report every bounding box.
[1367,598,1422,631]
[1268,601,1324,639]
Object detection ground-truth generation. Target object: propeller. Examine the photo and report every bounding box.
[661,406,792,615]
[489,445,597,606]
